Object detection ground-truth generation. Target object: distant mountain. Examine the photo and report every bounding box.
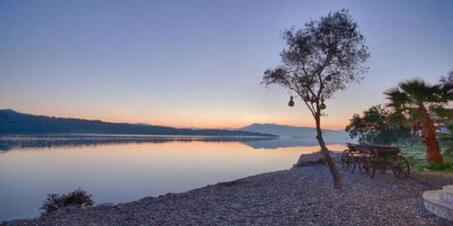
[0,109,276,137]
[240,123,350,144]
[240,123,339,137]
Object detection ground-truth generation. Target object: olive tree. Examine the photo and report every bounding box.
[262,10,369,189]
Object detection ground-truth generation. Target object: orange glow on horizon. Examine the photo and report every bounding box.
[86,112,348,130]
[44,111,346,130]
[3,106,348,130]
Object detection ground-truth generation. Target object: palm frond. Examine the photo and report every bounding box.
[384,87,409,109]
[399,79,435,103]
[437,83,453,102]
[432,106,453,121]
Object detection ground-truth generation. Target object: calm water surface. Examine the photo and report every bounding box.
[0,137,345,221]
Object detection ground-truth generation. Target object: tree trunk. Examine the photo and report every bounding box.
[420,107,443,164]
[315,115,343,189]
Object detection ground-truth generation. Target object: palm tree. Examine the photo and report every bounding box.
[385,79,451,164]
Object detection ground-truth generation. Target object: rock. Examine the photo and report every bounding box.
[293,152,326,168]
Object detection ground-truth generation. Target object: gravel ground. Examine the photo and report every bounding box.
[5,161,453,226]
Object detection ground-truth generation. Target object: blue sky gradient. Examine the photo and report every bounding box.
[1,0,452,129]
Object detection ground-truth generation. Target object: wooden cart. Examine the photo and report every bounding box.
[341,143,411,179]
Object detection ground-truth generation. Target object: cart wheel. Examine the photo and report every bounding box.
[341,150,355,173]
[359,156,375,178]
[356,158,363,174]
[392,156,411,179]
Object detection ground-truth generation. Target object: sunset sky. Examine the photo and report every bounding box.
[1,0,452,129]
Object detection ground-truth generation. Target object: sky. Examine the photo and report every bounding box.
[0,0,452,130]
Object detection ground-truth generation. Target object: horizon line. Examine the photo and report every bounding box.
[0,108,344,131]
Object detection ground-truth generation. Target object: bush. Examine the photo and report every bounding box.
[41,188,94,213]
[441,122,453,156]
[420,161,453,173]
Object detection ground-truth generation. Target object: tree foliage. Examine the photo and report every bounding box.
[386,79,451,115]
[385,79,452,128]
[345,105,411,144]
[440,70,453,86]
[262,9,369,117]
[434,70,453,121]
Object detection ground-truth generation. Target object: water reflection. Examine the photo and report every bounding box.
[0,134,345,151]
[0,136,345,221]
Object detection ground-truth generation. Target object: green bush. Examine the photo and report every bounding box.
[419,161,453,173]
[400,142,453,173]
[41,188,93,213]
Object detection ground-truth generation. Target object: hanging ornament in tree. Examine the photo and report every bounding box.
[288,96,295,107]
[320,98,326,109]
[325,75,332,81]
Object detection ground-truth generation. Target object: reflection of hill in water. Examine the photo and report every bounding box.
[242,135,350,149]
[0,134,351,151]
[0,135,279,151]
[239,124,352,149]
[242,137,319,149]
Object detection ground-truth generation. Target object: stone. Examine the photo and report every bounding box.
[293,151,344,168]
[293,152,326,168]
[423,188,453,222]
[439,189,453,204]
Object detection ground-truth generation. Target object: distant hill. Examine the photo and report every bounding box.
[240,123,350,143]
[240,123,341,137]
[0,109,275,137]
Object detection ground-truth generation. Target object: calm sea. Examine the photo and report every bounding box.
[0,135,345,221]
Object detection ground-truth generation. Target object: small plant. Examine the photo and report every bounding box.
[420,161,453,173]
[41,188,94,213]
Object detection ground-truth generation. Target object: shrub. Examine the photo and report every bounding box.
[441,122,453,156]
[41,188,94,213]
[420,161,453,173]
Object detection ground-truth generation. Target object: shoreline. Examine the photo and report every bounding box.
[5,158,453,226]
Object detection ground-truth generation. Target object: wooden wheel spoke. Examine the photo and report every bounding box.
[392,156,410,179]
[341,150,355,173]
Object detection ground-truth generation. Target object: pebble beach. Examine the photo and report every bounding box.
[5,154,453,226]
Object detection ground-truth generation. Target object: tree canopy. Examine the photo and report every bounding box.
[345,105,411,145]
[263,9,369,117]
[385,79,452,125]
